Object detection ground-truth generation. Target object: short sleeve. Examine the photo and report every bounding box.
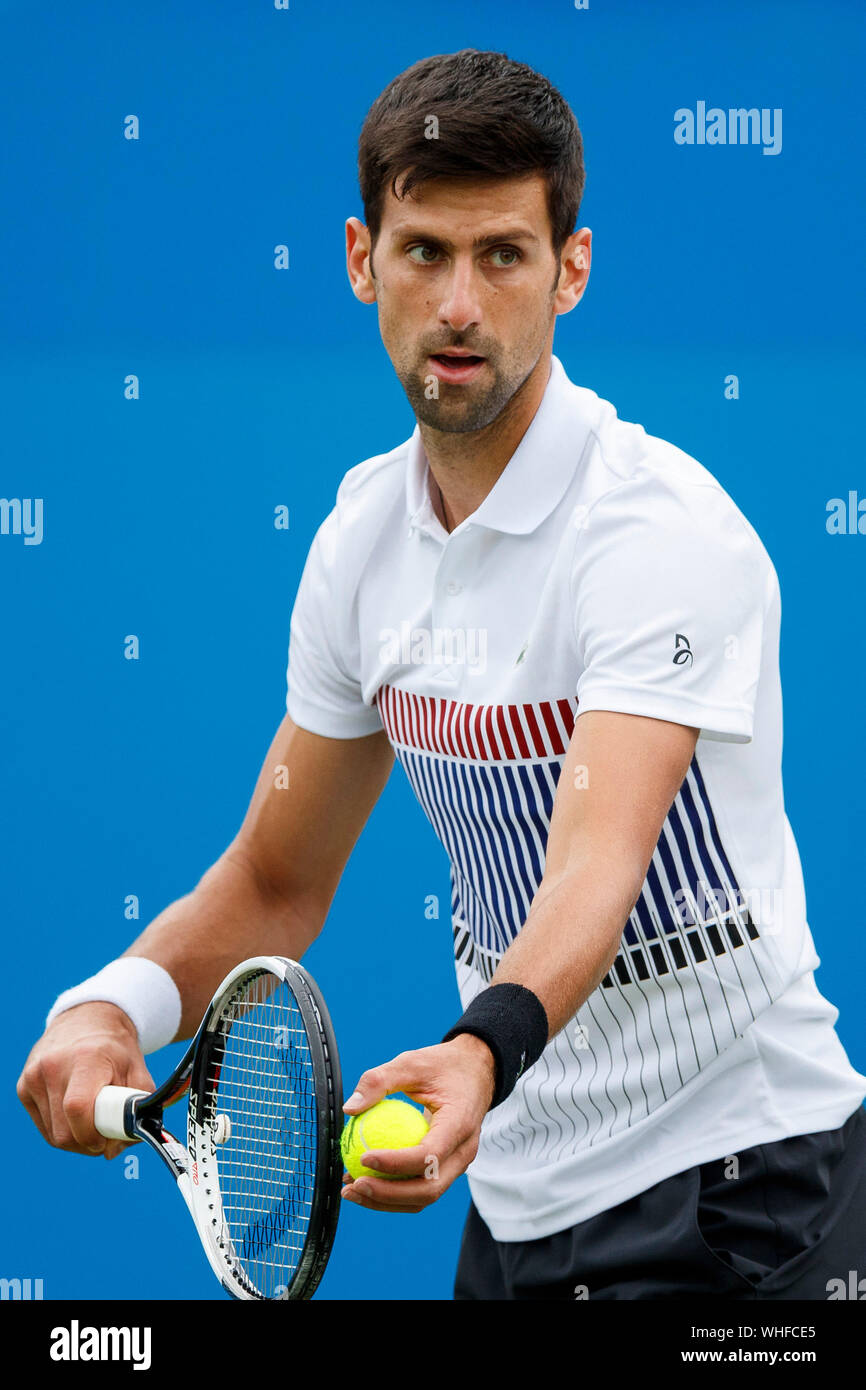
[285,507,382,739]
[571,477,774,743]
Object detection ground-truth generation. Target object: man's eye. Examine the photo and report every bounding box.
[489,247,521,268]
[407,245,441,264]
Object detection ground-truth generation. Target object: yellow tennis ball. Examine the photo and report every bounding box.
[340,1098,430,1180]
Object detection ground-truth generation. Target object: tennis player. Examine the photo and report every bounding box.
[18,49,866,1300]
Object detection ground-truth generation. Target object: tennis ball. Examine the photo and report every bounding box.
[340,1097,430,1180]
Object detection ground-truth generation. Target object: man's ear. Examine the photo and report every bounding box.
[553,227,592,317]
[346,217,377,304]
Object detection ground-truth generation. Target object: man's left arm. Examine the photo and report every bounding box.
[340,708,698,1213]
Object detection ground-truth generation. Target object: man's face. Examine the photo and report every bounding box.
[352,173,576,434]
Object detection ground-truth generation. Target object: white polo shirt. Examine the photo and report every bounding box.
[286,353,866,1240]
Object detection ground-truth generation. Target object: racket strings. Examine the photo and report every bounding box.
[200,973,319,1298]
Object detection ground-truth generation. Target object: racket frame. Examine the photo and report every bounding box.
[103,955,343,1300]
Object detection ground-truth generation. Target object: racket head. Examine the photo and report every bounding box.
[186,956,343,1300]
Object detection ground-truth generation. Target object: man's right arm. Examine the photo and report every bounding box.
[16,712,394,1156]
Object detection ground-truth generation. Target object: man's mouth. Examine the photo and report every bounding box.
[428,353,487,384]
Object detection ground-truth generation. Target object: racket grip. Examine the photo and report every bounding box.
[94,1085,148,1141]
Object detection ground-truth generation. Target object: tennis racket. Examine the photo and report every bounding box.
[93,955,343,1300]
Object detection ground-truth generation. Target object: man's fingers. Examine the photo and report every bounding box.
[64,1059,124,1153]
[341,1133,478,1211]
[359,1103,467,1177]
[18,1038,155,1156]
[37,1055,86,1151]
[342,1053,426,1114]
[17,1004,157,1159]
[357,1111,465,1179]
[348,1141,430,1180]
[102,1140,131,1161]
[341,1192,426,1215]
[128,1062,156,1094]
[16,1084,50,1147]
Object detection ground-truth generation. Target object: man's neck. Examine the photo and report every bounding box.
[424,350,553,533]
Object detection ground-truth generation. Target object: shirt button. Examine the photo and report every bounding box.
[445,580,462,595]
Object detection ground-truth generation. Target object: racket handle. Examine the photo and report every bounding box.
[94,1085,148,1141]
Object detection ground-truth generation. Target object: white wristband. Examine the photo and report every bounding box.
[44,957,182,1056]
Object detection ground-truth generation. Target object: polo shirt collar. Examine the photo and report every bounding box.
[405,353,588,537]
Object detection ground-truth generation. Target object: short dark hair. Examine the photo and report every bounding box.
[358,49,585,261]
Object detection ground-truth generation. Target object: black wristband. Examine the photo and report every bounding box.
[441,983,549,1109]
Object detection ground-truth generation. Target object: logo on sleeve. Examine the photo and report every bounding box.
[673,634,693,666]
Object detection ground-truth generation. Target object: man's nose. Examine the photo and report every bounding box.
[438,256,483,332]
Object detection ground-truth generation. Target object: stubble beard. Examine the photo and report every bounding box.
[398,349,540,436]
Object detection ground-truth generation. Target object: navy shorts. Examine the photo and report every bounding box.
[454,1105,866,1300]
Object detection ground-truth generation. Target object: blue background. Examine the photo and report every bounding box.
[1,0,864,1300]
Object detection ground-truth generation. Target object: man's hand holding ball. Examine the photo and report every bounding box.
[339,1035,496,1214]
